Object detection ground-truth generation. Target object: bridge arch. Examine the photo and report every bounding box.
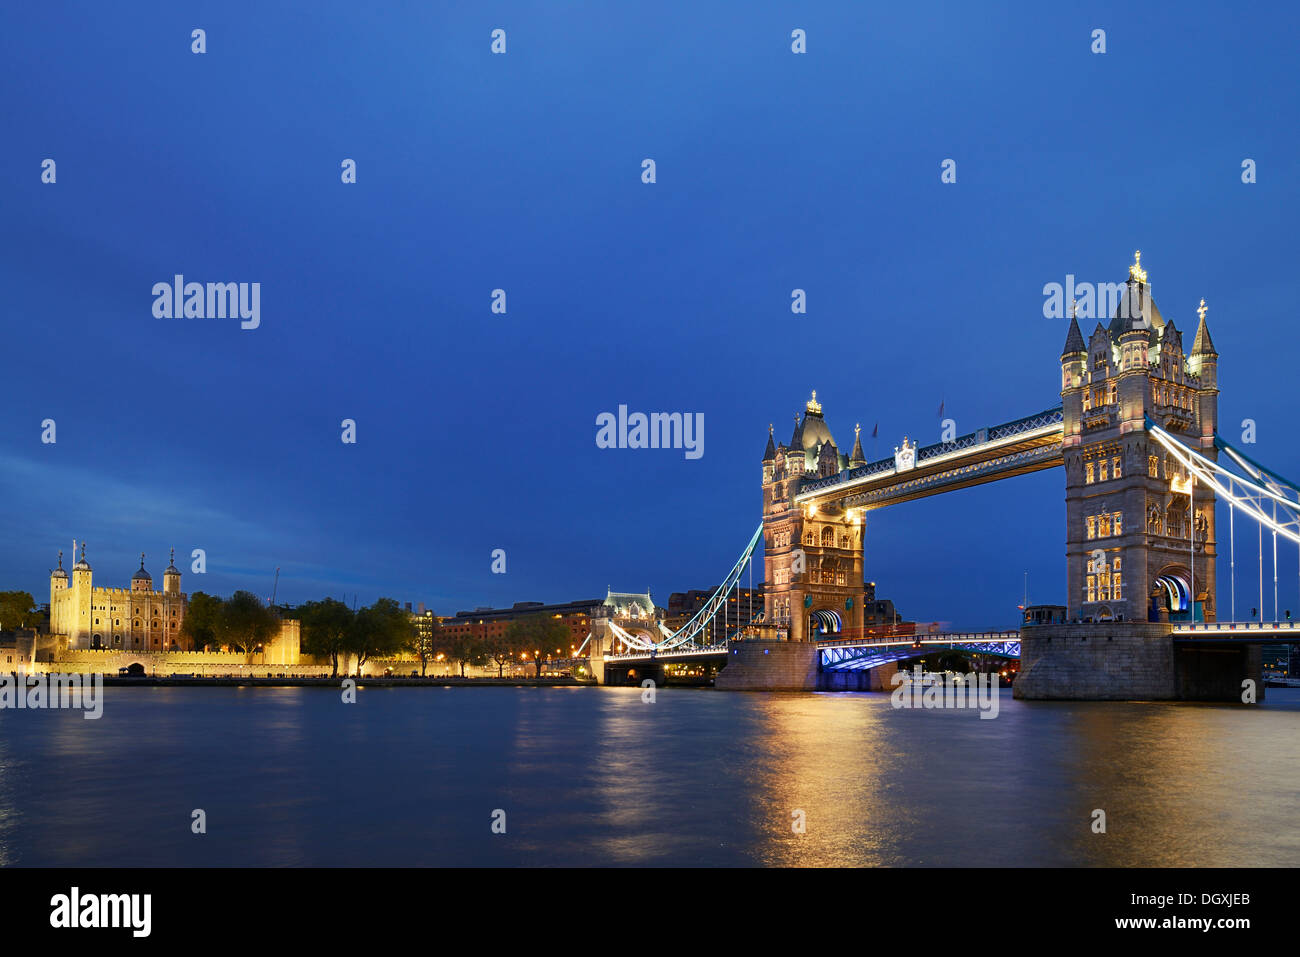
[809,609,842,636]
[1151,565,1192,618]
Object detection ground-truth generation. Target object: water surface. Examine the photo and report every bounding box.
[1,686,1296,866]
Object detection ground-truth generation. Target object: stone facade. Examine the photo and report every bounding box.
[50,545,188,651]
[1015,622,1262,701]
[1060,254,1219,623]
[761,392,866,642]
[714,639,819,690]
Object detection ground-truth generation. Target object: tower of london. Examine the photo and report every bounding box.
[50,544,188,650]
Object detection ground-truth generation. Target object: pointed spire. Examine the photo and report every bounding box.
[1191,298,1217,356]
[850,423,866,467]
[789,411,803,449]
[762,423,776,462]
[1061,313,1086,358]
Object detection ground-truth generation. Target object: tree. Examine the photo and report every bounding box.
[441,631,488,677]
[409,613,438,676]
[484,630,518,678]
[347,597,413,676]
[218,590,280,665]
[180,592,223,651]
[298,598,354,678]
[0,591,39,631]
[504,614,571,677]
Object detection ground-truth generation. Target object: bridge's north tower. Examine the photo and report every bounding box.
[761,392,866,642]
[1060,253,1219,623]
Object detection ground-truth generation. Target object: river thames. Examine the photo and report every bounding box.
[1,686,1297,867]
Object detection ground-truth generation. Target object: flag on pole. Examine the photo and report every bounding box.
[871,422,878,438]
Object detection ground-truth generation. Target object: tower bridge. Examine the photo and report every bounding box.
[588,252,1293,699]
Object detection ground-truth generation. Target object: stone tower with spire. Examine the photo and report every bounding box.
[761,391,866,641]
[1060,252,1219,623]
[49,543,189,650]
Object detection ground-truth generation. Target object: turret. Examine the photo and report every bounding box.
[786,413,805,474]
[50,550,68,593]
[1060,308,1086,392]
[164,547,182,596]
[849,424,867,469]
[132,553,153,593]
[1188,298,1218,389]
[71,542,92,586]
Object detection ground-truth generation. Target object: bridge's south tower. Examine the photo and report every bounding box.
[762,392,866,641]
[1060,253,1219,623]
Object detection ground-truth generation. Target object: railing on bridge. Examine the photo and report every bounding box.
[604,643,729,663]
[797,406,1064,499]
[818,630,1021,671]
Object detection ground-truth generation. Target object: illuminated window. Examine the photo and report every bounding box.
[1085,462,1095,484]
[1112,457,1122,478]
[1113,512,1122,535]
[1087,576,1096,602]
[1149,455,1159,478]
[1112,573,1123,600]
[1099,460,1109,482]
[1098,515,1111,537]
[1087,517,1096,540]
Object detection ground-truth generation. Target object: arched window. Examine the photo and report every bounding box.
[821,527,835,547]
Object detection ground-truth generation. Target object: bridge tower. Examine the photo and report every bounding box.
[1060,252,1219,624]
[761,392,866,641]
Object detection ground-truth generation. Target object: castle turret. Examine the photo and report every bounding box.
[1188,298,1217,388]
[132,553,153,592]
[69,543,93,647]
[164,547,182,596]
[849,423,867,469]
[50,550,68,593]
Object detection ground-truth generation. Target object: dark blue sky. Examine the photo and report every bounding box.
[3,2,1298,628]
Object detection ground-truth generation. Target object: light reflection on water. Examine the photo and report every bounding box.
[0,686,1296,866]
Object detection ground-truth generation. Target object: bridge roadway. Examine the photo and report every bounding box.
[1172,621,1300,644]
[795,407,1064,511]
[599,622,1297,680]
[603,632,1023,673]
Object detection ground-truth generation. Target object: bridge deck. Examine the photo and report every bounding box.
[1172,621,1300,642]
[795,407,1063,510]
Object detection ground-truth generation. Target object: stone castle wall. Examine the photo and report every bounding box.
[1015,622,1262,701]
[714,639,819,691]
[33,648,331,677]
